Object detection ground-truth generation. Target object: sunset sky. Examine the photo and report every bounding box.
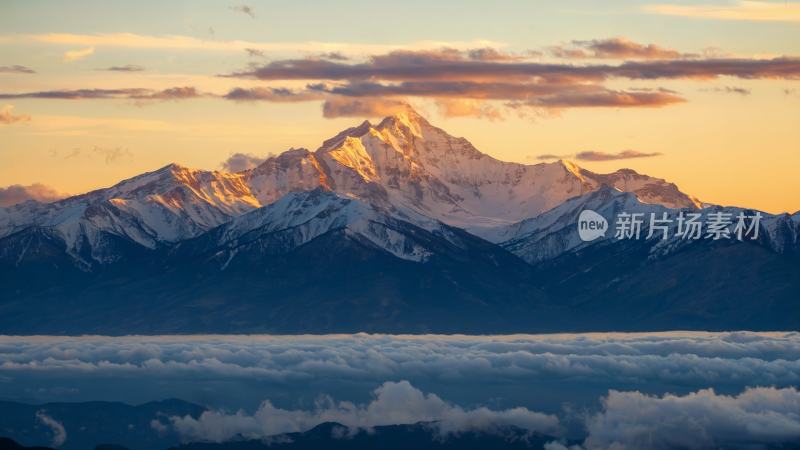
[1,0,798,213]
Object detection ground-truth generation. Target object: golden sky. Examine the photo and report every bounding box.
[1,0,799,213]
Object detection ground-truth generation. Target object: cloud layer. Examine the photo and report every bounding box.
[1,332,798,387]
[1,333,799,448]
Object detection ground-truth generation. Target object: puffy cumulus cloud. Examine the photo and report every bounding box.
[550,38,685,60]
[574,150,663,161]
[0,332,799,387]
[322,97,411,118]
[583,386,800,450]
[162,380,561,442]
[0,183,65,206]
[63,47,94,62]
[0,65,35,74]
[221,152,269,172]
[0,104,30,124]
[36,410,67,447]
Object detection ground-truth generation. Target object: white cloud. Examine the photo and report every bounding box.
[0,183,64,206]
[644,1,800,23]
[1,332,799,386]
[220,152,269,172]
[162,380,561,442]
[0,104,31,124]
[583,386,800,450]
[63,46,95,62]
[35,410,67,447]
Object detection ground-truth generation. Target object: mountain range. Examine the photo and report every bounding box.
[0,109,797,333]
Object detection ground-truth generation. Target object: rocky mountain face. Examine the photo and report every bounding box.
[0,109,796,333]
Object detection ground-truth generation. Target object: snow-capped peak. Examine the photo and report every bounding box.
[0,163,262,267]
[214,189,454,262]
[243,107,700,230]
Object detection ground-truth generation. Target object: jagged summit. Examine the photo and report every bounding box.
[241,108,700,228]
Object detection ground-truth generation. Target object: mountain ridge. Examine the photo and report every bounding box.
[0,108,703,267]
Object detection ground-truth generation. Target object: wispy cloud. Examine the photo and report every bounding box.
[230,4,256,18]
[533,150,662,162]
[63,46,94,62]
[98,64,145,72]
[0,104,31,124]
[92,146,133,163]
[644,1,800,23]
[35,410,67,448]
[223,87,323,102]
[244,48,264,57]
[574,150,663,161]
[706,85,752,96]
[0,65,35,74]
[0,86,202,102]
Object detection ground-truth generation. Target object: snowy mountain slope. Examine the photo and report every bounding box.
[184,188,460,263]
[0,191,548,334]
[0,164,260,267]
[493,185,799,264]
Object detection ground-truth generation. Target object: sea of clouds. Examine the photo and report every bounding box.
[1,332,798,449]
